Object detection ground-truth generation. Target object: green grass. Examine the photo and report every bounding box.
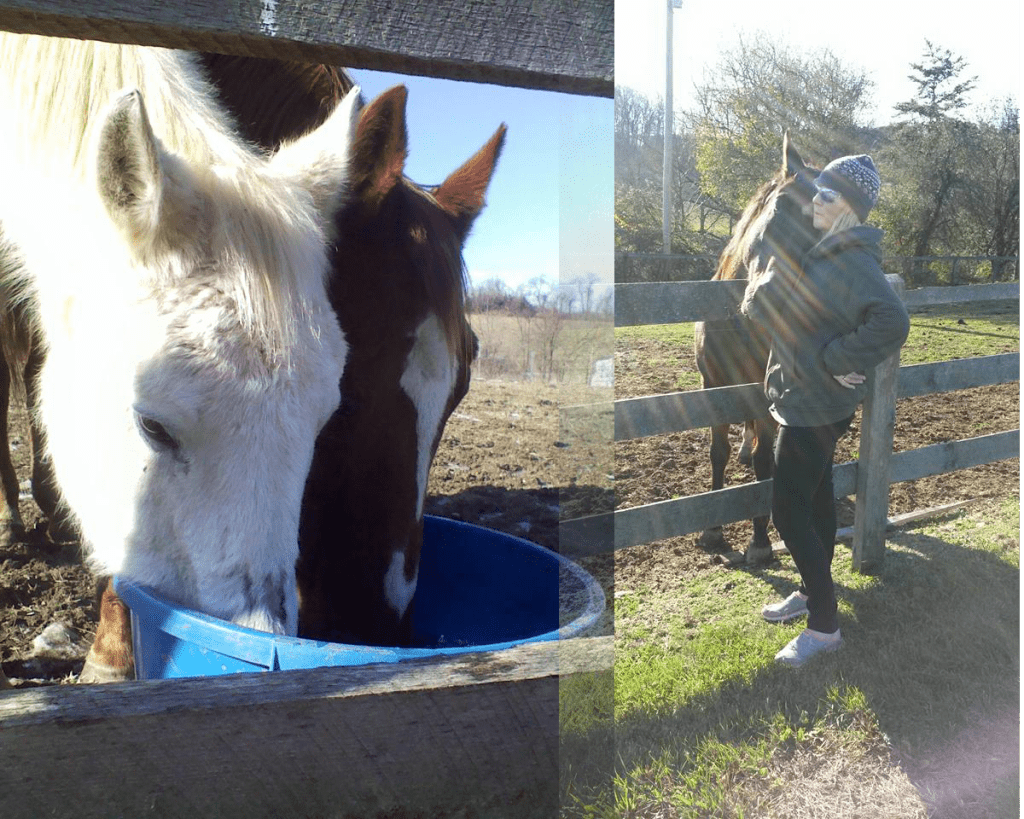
[561,497,1019,818]
[899,302,1019,365]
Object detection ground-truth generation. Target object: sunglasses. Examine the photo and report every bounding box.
[814,186,841,204]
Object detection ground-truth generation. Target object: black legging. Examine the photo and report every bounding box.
[771,415,854,633]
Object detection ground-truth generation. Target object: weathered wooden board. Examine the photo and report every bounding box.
[615,280,745,327]
[903,282,1019,309]
[570,418,1021,554]
[852,280,904,573]
[0,0,613,96]
[613,279,1017,329]
[0,635,611,819]
[608,352,1018,443]
[897,353,1019,398]
[604,459,856,552]
[615,383,769,440]
[889,430,1020,485]
[612,479,773,550]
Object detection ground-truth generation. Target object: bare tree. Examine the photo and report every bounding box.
[692,37,873,212]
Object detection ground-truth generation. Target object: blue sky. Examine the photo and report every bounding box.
[350,69,613,297]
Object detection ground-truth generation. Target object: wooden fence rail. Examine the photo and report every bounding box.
[613,280,1020,327]
[0,0,613,96]
[615,253,1019,285]
[560,280,1019,569]
[0,636,612,818]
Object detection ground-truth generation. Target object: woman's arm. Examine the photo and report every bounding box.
[821,264,910,374]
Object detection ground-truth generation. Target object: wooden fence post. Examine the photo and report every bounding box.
[852,274,905,573]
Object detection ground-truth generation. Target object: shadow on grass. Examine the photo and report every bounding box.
[565,519,1019,818]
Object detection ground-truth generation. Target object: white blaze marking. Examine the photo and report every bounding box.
[384,549,418,619]
[400,314,457,520]
[260,1,279,36]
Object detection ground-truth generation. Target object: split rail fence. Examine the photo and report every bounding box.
[0,3,613,818]
[560,278,1019,569]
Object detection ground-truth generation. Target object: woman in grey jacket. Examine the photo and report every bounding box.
[741,154,910,667]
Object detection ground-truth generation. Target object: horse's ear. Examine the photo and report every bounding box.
[434,124,507,241]
[782,131,807,176]
[270,85,361,218]
[95,90,165,245]
[349,85,409,210]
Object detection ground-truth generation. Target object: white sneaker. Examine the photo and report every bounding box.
[775,629,842,667]
[761,591,808,623]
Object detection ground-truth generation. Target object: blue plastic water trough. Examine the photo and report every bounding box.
[113,515,605,679]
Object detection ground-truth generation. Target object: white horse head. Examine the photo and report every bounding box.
[0,37,358,635]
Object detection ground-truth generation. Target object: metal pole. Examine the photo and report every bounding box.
[662,0,674,254]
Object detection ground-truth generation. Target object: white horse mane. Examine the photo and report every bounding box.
[0,33,357,635]
[0,33,347,364]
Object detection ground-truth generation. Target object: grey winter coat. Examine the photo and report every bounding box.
[740,225,910,427]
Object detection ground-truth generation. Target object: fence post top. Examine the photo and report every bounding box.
[885,273,906,293]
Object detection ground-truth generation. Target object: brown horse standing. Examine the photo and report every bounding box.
[293,91,501,646]
[693,135,819,564]
[3,58,501,686]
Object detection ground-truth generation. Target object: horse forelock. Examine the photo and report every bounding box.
[0,34,336,368]
[208,170,334,368]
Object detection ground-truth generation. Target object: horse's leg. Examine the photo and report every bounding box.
[23,338,74,541]
[697,423,731,551]
[737,421,756,467]
[746,417,777,565]
[0,342,24,540]
[79,576,135,683]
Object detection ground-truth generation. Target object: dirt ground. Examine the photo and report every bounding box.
[0,377,615,685]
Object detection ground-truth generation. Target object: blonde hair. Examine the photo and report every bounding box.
[815,196,862,250]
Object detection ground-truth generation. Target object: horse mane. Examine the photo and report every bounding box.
[712,170,787,283]
[199,54,357,148]
[0,34,332,365]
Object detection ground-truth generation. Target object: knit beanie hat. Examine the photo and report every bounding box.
[815,154,880,222]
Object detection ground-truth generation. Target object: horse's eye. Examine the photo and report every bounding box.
[136,414,179,453]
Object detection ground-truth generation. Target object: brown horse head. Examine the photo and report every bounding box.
[714,132,819,289]
[203,57,504,645]
[699,134,820,389]
[299,87,504,645]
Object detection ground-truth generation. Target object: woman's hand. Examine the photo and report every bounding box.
[833,372,866,389]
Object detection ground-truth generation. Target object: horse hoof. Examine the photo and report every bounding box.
[745,544,773,566]
[0,518,26,546]
[737,449,753,468]
[78,655,134,684]
[697,528,727,552]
